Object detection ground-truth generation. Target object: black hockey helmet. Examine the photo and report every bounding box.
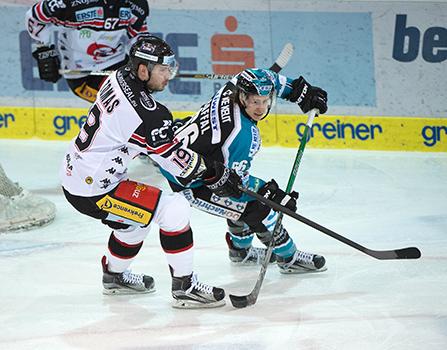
[128,35,178,79]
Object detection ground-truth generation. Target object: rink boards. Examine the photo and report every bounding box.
[0,106,445,152]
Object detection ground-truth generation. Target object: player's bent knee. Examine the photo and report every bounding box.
[157,193,191,232]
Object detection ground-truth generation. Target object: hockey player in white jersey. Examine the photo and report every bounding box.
[60,36,242,308]
[163,68,328,273]
[26,0,151,102]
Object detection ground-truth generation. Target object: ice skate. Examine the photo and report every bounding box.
[171,273,225,309]
[101,256,155,295]
[277,249,327,274]
[226,232,276,265]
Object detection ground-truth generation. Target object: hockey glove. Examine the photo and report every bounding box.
[287,76,328,114]
[258,179,299,212]
[32,45,61,83]
[203,161,242,198]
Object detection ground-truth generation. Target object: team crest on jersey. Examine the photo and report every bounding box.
[75,7,104,21]
[140,91,156,111]
[150,120,171,145]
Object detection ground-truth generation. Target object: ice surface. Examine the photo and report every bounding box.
[0,139,446,350]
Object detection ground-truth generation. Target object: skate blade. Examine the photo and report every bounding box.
[103,287,156,295]
[172,298,226,309]
[279,266,328,275]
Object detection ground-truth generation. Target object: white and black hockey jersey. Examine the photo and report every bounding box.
[61,66,205,197]
[26,0,150,78]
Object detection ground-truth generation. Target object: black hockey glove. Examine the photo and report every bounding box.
[257,179,299,212]
[287,76,328,114]
[203,161,242,198]
[32,45,61,83]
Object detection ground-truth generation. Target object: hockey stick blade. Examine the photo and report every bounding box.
[239,187,422,261]
[229,250,273,308]
[229,294,251,309]
[269,43,294,73]
[365,247,421,260]
[59,42,295,78]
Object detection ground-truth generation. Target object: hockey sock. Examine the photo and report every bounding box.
[160,226,194,277]
[227,220,254,249]
[106,229,144,272]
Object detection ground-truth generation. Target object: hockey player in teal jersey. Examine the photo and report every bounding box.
[162,68,328,273]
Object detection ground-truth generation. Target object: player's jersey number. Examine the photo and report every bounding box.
[75,104,101,152]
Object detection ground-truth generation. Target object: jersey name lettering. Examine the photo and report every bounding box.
[99,80,120,113]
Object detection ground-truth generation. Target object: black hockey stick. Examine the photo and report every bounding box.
[229,109,318,309]
[238,186,422,261]
[59,43,294,78]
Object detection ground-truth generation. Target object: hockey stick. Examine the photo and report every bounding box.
[58,43,294,78]
[237,187,422,260]
[229,109,318,309]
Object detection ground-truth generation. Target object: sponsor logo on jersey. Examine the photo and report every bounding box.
[127,2,145,16]
[119,8,132,20]
[86,43,120,61]
[132,184,147,199]
[182,190,243,220]
[64,154,73,176]
[79,29,92,39]
[117,69,138,107]
[70,0,99,7]
[47,0,66,13]
[75,7,104,21]
[249,125,261,157]
[210,193,247,212]
[140,91,156,111]
[210,92,222,144]
[96,195,152,225]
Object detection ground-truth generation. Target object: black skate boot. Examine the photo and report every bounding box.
[101,256,155,295]
[226,232,276,265]
[277,249,327,274]
[171,273,225,309]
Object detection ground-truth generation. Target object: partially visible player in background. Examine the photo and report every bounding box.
[25,0,151,103]
[60,36,240,308]
[0,164,56,233]
[163,68,328,274]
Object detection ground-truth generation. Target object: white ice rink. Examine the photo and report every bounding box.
[0,139,446,350]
